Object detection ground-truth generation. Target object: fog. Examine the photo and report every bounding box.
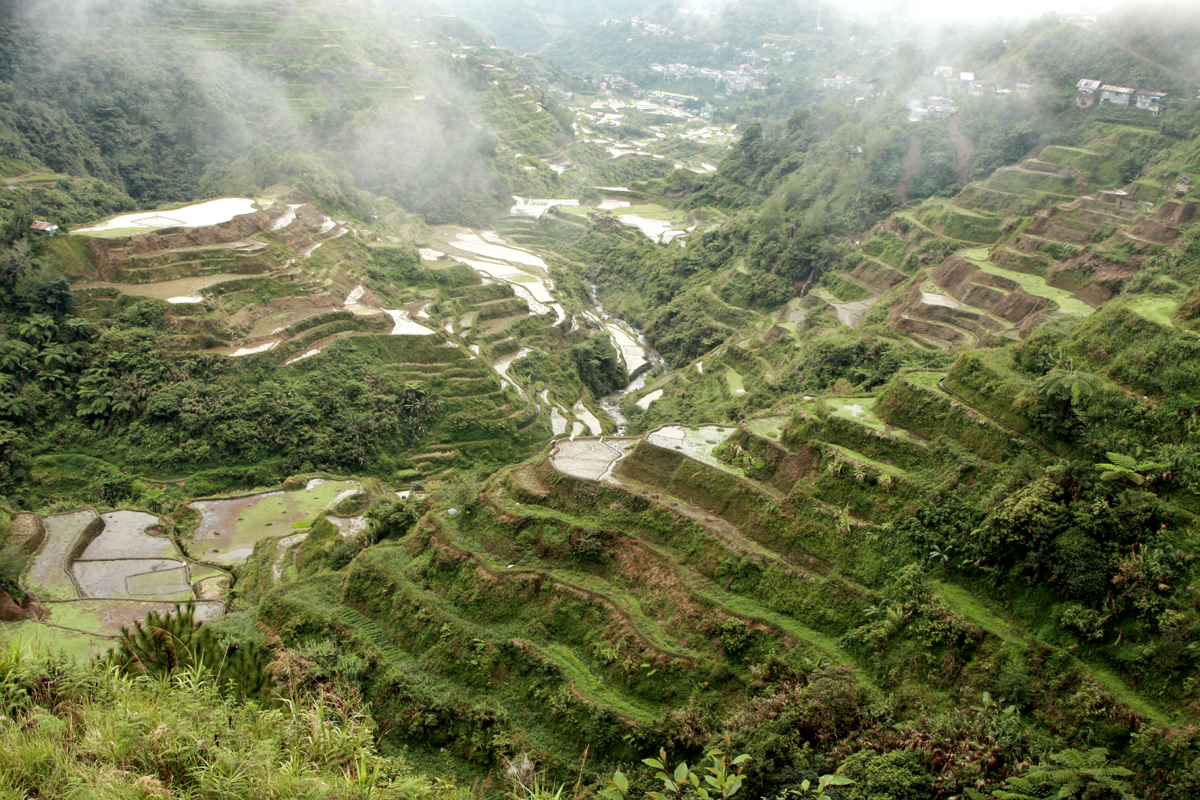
[1,0,517,223]
[3,0,1195,224]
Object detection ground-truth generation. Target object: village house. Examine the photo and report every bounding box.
[1076,78,1101,106]
[949,71,975,94]
[29,221,58,236]
[1100,84,1135,106]
[926,96,956,117]
[1135,89,1167,115]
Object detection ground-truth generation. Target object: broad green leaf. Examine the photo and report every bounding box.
[614,771,629,794]
[674,763,688,783]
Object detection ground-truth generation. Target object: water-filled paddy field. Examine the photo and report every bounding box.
[13,508,228,658]
[74,198,259,234]
[190,479,361,563]
[646,425,741,475]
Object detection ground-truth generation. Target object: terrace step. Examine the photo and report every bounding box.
[327,606,413,665]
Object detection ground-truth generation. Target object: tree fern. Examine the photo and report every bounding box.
[993,747,1135,800]
[1096,452,1163,487]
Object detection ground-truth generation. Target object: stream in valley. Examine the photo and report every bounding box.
[442,227,665,437]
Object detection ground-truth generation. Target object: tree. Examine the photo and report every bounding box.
[992,747,1134,800]
[1095,451,1163,488]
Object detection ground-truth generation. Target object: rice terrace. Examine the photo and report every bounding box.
[2,0,1200,798]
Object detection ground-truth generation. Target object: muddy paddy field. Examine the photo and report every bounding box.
[6,479,365,659]
[190,478,360,563]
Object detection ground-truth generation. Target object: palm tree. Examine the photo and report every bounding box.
[0,393,28,419]
[142,487,169,513]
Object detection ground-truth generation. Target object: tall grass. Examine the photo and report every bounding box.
[0,634,467,800]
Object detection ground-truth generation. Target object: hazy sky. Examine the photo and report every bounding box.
[842,0,1114,21]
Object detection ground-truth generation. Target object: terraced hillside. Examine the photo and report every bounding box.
[840,127,1196,352]
[242,344,1193,791]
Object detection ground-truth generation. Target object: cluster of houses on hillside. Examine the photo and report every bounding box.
[904,70,1033,123]
[649,62,766,95]
[1076,79,1167,115]
[933,67,1033,98]
[601,17,673,37]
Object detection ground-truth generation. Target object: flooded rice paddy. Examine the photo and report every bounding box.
[81,511,172,559]
[551,437,636,482]
[190,479,361,564]
[647,425,741,475]
[27,510,100,601]
[14,507,227,659]
[540,389,570,436]
[572,402,603,437]
[73,559,190,598]
[384,308,436,335]
[492,347,532,398]
[509,197,580,219]
[745,417,788,441]
[617,214,687,245]
[74,198,259,234]
[637,389,663,409]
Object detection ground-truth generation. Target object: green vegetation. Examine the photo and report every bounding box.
[4,1,1200,799]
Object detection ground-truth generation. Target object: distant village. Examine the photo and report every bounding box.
[649,61,767,96]
[819,67,1035,122]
